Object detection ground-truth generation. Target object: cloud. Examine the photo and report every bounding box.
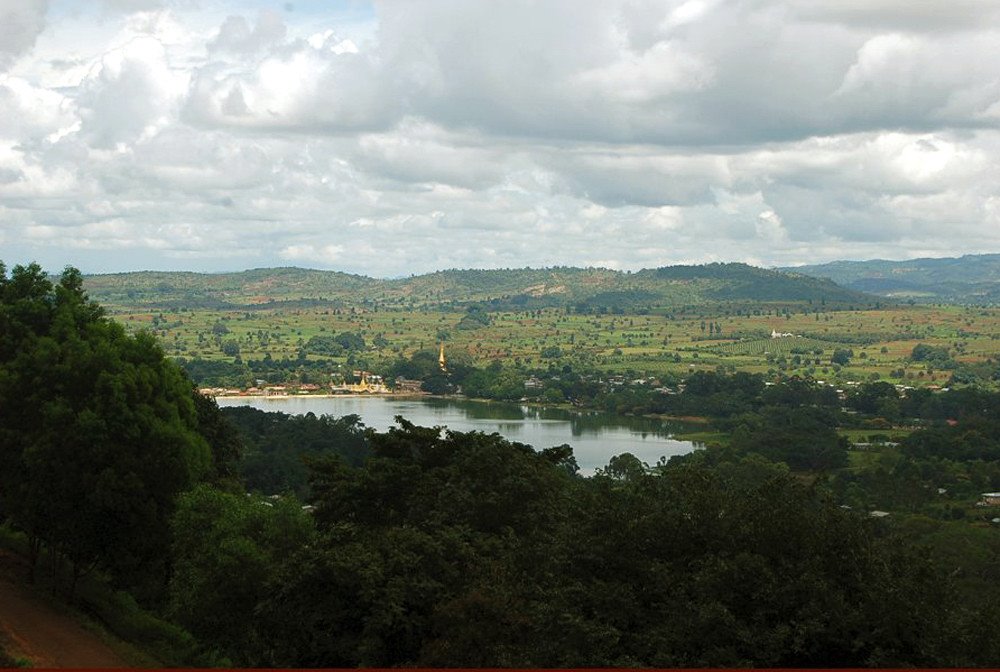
[2,0,1000,276]
[789,0,1000,32]
[75,35,188,148]
[209,11,287,54]
[280,244,345,264]
[0,0,49,70]
[0,77,74,141]
[99,0,165,11]
[183,38,394,132]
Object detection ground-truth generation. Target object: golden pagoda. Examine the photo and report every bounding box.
[438,343,447,372]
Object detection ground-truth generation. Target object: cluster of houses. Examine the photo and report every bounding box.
[523,373,678,397]
[978,493,1000,507]
[200,370,403,397]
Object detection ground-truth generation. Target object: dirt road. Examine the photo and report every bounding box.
[0,552,128,668]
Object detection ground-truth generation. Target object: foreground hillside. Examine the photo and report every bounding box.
[784,253,1000,304]
[83,263,874,311]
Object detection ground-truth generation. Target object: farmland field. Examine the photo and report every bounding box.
[108,300,1000,389]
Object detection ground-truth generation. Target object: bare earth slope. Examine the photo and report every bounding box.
[0,551,127,668]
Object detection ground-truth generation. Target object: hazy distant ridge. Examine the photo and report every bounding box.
[782,253,1000,304]
[83,262,873,311]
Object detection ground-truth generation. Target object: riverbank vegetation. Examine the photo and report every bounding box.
[4,261,1000,666]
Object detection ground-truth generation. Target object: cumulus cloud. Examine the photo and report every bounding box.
[790,0,1000,32]
[75,36,188,148]
[209,11,287,54]
[100,0,165,11]
[0,0,49,70]
[3,0,1000,275]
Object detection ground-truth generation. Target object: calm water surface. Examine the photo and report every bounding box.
[216,395,699,474]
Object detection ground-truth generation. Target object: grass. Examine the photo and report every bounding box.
[846,446,903,472]
[107,302,1000,389]
[838,428,914,443]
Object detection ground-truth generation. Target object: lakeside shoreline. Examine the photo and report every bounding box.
[214,392,426,401]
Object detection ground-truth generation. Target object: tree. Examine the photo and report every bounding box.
[335,331,366,352]
[832,348,854,366]
[224,408,369,496]
[0,263,213,594]
[168,485,314,663]
[730,406,849,471]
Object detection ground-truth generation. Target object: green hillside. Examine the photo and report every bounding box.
[783,254,1000,304]
[82,263,875,312]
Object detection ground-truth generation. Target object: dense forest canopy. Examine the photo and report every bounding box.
[0,262,236,595]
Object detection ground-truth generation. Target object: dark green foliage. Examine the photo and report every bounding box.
[846,381,901,418]
[911,343,957,369]
[420,375,454,395]
[175,357,248,387]
[0,263,213,593]
[304,334,345,356]
[221,406,370,496]
[227,420,953,667]
[389,349,442,381]
[459,363,525,401]
[828,393,1000,512]
[251,419,573,666]
[899,385,1000,421]
[191,393,242,484]
[334,331,366,352]
[650,263,869,302]
[456,305,491,330]
[731,406,849,471]
[168,485,315,664]
[901,415,1000,463]
[832,347,854,365]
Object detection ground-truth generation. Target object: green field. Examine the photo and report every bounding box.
[107,300,1000,388]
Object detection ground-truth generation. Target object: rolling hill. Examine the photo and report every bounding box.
[782,254,1000,304]
[82,263,875,312]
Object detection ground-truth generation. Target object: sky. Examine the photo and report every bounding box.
[2,0,1000,277]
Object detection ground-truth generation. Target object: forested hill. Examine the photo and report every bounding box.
[783,253,1000,304]
[83,263,873,311]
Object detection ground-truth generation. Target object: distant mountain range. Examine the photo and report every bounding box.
[781,253,1000,304]
[82,263,874,312]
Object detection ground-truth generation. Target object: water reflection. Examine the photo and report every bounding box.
[216,395,699,473]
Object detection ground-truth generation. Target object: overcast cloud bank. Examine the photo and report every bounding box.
[1,0,999,275]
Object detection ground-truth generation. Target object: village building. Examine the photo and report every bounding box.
[331,371,388,394]
[524,376,544,390]
[978,493,1000,507]
[394,378,424,394]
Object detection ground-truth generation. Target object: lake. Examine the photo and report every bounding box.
[216,395,699,474]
